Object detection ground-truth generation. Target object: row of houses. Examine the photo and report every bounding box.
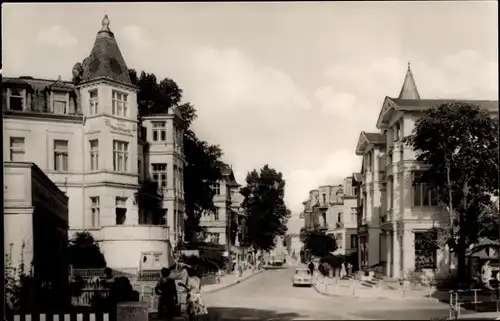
[301,63,498,279]
[3,15,245,286]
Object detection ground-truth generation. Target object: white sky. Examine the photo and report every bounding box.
[3,3,498,230]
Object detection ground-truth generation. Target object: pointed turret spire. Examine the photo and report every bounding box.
[79,15,133,86]
[398,61,420,99]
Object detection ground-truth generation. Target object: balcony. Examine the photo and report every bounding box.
[199,220,226,228]
[100,225,169,241]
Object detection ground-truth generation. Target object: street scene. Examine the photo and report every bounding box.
[2,2,499,321]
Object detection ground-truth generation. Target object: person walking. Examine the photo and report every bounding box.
[308,261,315,276]
[155,268,179,321]
[179,268,208,321]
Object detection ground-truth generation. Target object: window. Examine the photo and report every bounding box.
[53,93,67,114]
[322,193,326,205]
[336,234,343,249]
[154,254,161,262]
[152,163,167,189]
[89,140,99,171]
[113,140,129,172]
[173,165,177,193]
[54,140,69,171]
[90,197,100,228]
[351,207,357,222]
[212,182,220,195]
[213,207,219,220]
[89,89,98,115]
[394,123,400,141]
[337,212,342,223]
[8,88,25,111]
[400,147,404,162]
[210,233,220,244]
[112,90,128,117]
[115,197,127,225]
[414,231,437,271]
[350,235,358,249]
[152,121,167,142]
[10,137,25,161]
[413,172,437,207]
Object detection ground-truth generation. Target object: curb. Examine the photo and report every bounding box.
[201,269,265,294]
[312,280,441,302]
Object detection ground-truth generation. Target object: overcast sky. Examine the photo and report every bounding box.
[3,3,498,232]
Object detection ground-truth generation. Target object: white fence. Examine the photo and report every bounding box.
[13,314,109,321]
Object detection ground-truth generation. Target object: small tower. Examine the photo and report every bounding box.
[398,62,420,100]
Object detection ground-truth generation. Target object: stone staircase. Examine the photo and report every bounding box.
[360,272,385,289]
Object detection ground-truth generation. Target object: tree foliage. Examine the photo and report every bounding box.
[68,232,106,268]
[302,230,338,258]
[240,165,291,251]
[407,102,498,278]
[128,69,223,241]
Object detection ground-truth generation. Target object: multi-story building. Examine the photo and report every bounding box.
[301,179,359,257]
[3,16,184,271]
[199,164,242,247]
[326,178,359,256]
[355,63,498,278]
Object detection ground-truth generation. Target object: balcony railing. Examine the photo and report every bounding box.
[101,225,169,241]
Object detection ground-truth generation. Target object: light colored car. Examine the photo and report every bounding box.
[292,268,312,286]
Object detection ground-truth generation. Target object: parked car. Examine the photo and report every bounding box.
[292,268,312,287]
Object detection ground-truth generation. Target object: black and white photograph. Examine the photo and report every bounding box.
[2,2,499,321]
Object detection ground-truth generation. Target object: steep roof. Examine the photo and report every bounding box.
[390,98,498,113]
[79,15,133,86]
[398,62,420,99]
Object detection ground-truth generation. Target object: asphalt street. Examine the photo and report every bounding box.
[203,266,456,320]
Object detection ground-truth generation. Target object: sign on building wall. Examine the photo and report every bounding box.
[105,118,136,134]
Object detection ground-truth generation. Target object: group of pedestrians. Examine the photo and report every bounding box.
[155,266,208,321]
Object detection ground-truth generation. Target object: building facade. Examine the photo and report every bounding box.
[4,162,70,305]
[355,64,499,278]
[3,16,184,271]
[301,178,359,257]
[326,178,359,256]
[199,164,243,247]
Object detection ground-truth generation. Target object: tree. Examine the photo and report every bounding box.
[128,69,224,242]
[407,102,498,279]
[68,232,106,268]
[302,230,337,258]
[240,165,291,251]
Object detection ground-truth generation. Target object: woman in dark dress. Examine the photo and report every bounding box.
[155,268,179,321]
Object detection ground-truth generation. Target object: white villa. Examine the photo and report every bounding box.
[3,16,185,271]
[354,63,498,279]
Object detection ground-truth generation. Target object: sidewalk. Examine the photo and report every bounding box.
[200,268,264,294]
[312,274,441,301]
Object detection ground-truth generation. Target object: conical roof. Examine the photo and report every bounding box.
[398,62,420,99]
[80,15,133,86]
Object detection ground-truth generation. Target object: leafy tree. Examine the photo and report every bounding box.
[302,230,338,258]
[128,69,223,242]
[407,102,498,279]
[240,165,291,251]
[68,232,106,268]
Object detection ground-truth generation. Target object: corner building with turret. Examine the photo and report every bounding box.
[3,16,184,271]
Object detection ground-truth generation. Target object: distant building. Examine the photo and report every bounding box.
[301,177,359,257]
[4,162,70,305]
[354,63,498,278]
[325,177,359,256]
[2,16,185,271]
[199,164,243,247]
